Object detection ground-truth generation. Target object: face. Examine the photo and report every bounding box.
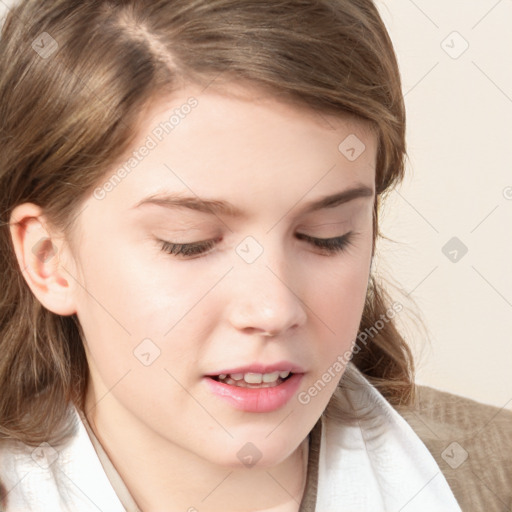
[67,82,376,467]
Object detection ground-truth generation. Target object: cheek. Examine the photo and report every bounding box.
[295,259,370,413]
[72,238,214,381]
[309,250,372,357]
[315,245,371,318]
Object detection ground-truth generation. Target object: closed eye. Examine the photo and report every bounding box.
[159,231,356,259]
[295,232,355,254]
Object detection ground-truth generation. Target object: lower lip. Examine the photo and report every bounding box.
[204,374,304,413]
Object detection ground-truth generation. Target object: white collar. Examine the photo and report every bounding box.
[316,362,461,511]
[0,363,461,511]
[0,405,125,511]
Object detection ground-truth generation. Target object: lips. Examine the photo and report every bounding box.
[204,372,304,412]
[205,361,306,377]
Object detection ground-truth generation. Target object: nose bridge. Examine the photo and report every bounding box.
[227,232,307,335]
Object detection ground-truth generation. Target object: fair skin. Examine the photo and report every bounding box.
[10,82,376,511]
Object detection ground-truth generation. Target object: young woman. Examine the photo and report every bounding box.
[0,1,509,511]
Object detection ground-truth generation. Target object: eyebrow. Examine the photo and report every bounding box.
[131,184,374,217]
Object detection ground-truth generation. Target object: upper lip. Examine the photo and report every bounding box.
[205,361,305,376]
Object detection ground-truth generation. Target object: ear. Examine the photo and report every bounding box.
[9,203,78,316]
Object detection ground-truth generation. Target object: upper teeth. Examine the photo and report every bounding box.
[218,371,290,384]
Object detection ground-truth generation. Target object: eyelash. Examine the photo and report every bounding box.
[159,231,356,259]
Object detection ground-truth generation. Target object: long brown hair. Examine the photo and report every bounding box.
[0,0,418,446]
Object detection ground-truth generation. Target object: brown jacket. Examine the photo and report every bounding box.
[395,385,512,511]
[298,384,512,512]
[1,384,510,511]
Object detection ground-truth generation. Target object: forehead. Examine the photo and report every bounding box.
[90,81,377,221]
[140,79,376,143]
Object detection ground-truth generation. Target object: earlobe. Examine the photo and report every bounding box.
[9,203,78,316]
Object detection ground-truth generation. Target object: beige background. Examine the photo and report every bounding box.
[374,0,512,411]
[1,1,511,410]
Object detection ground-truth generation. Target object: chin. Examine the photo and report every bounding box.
[201,434,303,470]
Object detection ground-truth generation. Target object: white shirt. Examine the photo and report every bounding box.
[0,362,461,511]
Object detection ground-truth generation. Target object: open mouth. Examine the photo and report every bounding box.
[208,371,294,389]
[204,370,304,412]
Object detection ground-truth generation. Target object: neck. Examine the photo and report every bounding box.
[83,393,309,512]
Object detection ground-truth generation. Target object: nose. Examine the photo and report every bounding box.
[226,245,308,338]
